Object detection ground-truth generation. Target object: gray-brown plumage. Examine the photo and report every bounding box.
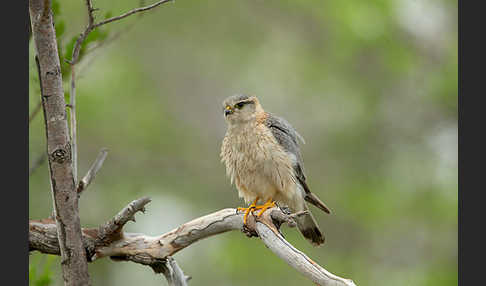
[220,94,331,246]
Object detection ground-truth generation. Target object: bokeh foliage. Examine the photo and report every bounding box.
[29,0,457,285]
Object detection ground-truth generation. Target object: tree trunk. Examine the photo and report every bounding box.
[29,0,91,285]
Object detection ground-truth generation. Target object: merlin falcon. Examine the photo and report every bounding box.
[220,94,331,246]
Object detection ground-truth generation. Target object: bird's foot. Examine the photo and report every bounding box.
[237,206,259,225]
[256,199,276,217]
[237,197,260,225]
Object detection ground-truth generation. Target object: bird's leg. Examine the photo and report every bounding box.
[237,197,259,225]
[256,198,276,217]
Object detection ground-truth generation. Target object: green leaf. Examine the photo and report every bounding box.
[104,11,113,19]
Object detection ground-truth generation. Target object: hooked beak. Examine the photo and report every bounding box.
[224,106,233,116]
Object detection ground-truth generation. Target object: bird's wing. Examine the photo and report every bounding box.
[264,113,331,214]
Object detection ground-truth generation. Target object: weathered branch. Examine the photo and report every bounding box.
[152,256,190,286]
[30,200,356,286]
[29,0,91,285]
[95,197,151,248]
[77,148,108,194]
[256,212,357,286]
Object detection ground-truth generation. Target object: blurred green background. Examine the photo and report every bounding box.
[29,0,457,285]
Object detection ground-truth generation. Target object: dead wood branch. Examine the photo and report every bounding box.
[30,200,356,286]
[152,256,190,286]
[96,197,151,246]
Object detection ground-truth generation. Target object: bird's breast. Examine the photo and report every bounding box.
[221,123,296,201]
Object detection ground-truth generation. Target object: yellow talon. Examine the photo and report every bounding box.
[237,197,259,225]
[237,198,277,224]
[256,199,276,217]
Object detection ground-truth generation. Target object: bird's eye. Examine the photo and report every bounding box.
[235,102,245,109]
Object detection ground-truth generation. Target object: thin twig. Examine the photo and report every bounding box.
[67,0,97,186]
[67,1,94,186]
[29,101,42,124]
[77,148,109,194]
[93,0,173,29]
[71,0,96,65]
[69,63,78,184]
[29,153,46,176]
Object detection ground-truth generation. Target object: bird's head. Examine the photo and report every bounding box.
[222,94,263,125]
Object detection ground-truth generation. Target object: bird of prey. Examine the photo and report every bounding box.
[220,94,331,246]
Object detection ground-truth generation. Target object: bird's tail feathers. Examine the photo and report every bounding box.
[295,204,325,246]
[304,192,332,214]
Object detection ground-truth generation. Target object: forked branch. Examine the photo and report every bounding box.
[30,199,356,286]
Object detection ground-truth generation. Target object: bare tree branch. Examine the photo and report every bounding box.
[30,201,356,286]
[152,256,190,286]
[95,197,151,247]
[29,0,91,284]
[77,148,108,194]
[256,212,357,286]
[93,0,173,29]
[71,0,96,65]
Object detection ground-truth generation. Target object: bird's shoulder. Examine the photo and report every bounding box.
[261,112,309,182]
[262,112,305,150]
